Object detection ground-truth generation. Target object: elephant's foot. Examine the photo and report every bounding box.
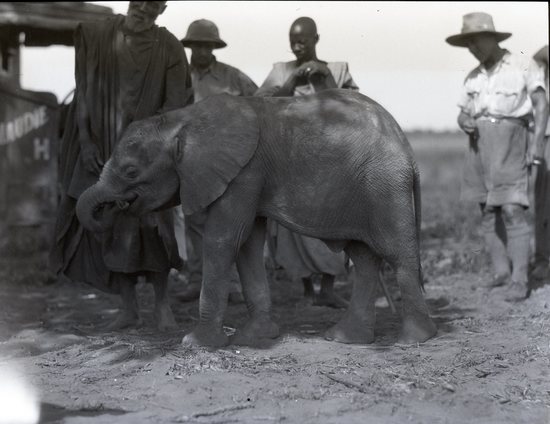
[182,324,229,348]
[230,315,280,346]
[397,313,437,344]
[314,293,349,309]
[154,303,178,332]
[324,313,374,344]
[105,309,142,331]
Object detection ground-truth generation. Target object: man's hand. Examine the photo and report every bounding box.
[526,149,544,167]
[459,116,477,135]
[297,61,330,80]
[81,142,103,175]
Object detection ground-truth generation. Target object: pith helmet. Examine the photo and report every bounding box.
[180,19,227,48]
[446,12,511,47]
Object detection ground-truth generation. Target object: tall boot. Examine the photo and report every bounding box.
[502,208,530,301]
[481,210,510,286]
[505,220,531,285]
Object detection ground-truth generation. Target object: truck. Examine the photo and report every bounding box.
[0,2,113,256]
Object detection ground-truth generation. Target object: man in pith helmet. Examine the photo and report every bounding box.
[175,19,258,302]
[181,19,258,102]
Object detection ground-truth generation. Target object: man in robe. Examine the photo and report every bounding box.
[255,17,359,308]
[50,1,194,330]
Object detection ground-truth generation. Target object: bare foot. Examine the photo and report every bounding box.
[155,303,178,332]
[314,293,349,309]
[296,295,315,309]
[487,273,510,288]
[105,310,142,331]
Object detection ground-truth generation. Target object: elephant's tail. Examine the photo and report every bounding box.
[412,161,425,291]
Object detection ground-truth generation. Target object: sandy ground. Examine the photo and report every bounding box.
[1,260,549,424]
[1,132,549,424]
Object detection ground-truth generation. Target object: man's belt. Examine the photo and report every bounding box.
[476,115,529,127]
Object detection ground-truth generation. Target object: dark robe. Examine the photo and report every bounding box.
[50,15,193,293]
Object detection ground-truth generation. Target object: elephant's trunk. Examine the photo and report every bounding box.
[76,184,121,233]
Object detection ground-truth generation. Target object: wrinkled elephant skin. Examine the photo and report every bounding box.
[76,89,437,348]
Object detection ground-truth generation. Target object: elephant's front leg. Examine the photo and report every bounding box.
[181,196,255,347]
[231,217,280,346]
[181,241,233,347]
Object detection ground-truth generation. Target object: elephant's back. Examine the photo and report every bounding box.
[258,89,414,177]
[255,90,417,237]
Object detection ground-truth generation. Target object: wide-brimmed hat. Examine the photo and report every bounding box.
[180,19,227,48]
[446,12,511,47]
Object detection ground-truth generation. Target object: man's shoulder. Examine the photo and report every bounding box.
[272,61,297,69]
[157,27,187,60]
[158,26,178,41]
[464,65,483,84]
[327,61,349,67]
[326,62,350,72]
[156,26,182,48]
[215,61,249,77]
[504,51,532,68]
[79,14,122,33]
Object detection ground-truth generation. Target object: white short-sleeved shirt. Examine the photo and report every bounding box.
[458,50,546,119]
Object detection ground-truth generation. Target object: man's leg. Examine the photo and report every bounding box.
[107,273,141,330]
[316,273,349,308]
[480,204,511,287]
[532,147,550,280]
[147,270,178,331]
[502,203,530,300]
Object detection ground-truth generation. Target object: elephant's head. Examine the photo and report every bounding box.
[76,94,260,233]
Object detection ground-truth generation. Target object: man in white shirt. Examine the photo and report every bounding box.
[447,12,548,300]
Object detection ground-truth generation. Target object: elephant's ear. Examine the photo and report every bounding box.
[172,94,260,215]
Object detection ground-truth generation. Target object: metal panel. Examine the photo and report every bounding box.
[0,81,59,253]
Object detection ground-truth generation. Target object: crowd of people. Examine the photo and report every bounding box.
[50,1,549,330]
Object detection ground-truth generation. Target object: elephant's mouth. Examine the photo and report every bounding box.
[93,194,138,218]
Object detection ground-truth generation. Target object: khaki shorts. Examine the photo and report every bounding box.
[461,119,529,208]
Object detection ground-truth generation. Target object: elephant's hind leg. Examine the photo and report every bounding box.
[231,217,280,346]
[392,255,437,344]
[325,241,379,344]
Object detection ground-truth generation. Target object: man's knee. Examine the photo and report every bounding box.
[501,204,527,226]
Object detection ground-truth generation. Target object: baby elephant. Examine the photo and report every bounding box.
[76,89,437,348]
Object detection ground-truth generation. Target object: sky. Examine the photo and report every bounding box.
[19,1,549,131]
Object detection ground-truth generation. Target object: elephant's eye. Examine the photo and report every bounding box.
[125,166,139,179]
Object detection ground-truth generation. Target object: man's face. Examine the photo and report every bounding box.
[467,33,499,63]
[289,24,318,62]
[125,1,166,33]
[190,43,216,68]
